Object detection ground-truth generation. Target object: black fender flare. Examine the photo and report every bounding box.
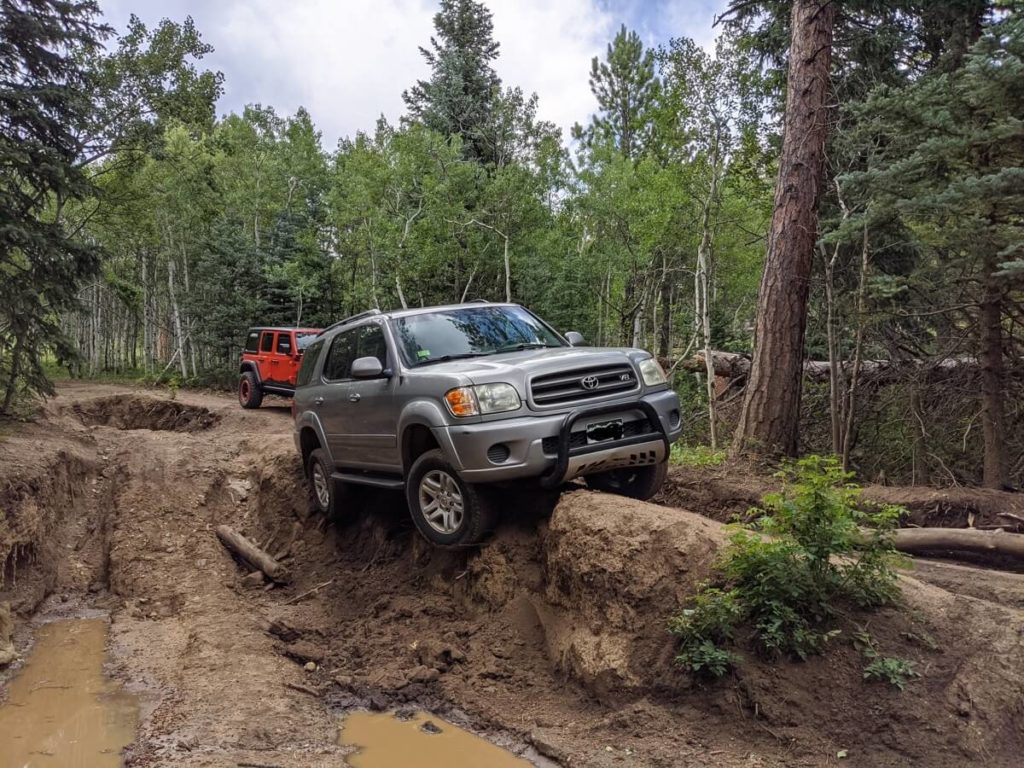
[239,361,261,384]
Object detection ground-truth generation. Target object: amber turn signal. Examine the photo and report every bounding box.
[444,387,479,417]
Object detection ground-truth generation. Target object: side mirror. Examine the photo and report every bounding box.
[351,356,384,379]
[565,331,585,347]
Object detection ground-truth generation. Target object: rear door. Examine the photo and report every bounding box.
[257,330,275,383]
[319,327,359,462]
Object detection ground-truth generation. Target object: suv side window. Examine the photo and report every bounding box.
[244,330,260,352]
[260,332,274,353]
[323,328,359,381]
[276,333,292,355]
[357,324,387,366]
[296,339,324,387]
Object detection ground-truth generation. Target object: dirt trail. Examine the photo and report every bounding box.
[2,382,1024,767]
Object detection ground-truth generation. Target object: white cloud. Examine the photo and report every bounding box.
[97,0,725,148]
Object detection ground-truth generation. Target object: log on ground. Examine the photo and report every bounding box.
[216,524,291,583]
[893,527,1024,562]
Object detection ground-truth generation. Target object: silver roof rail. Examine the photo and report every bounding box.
[317,308,382,336]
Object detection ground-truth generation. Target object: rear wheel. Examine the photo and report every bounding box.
[238,371,263,409]
[406,449,496,546]
[307,448,339,517]
[584,460,668,501]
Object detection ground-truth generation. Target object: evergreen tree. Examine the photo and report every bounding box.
[573,25,660,161]
[0,0,108,411]
[403,0,501,164]
[844,11,1024,487]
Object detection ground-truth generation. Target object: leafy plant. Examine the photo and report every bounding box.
[670,456,904,677]
[855,627,919,690]
[863,657,918,690]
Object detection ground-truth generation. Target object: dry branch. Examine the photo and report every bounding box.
[216,525,290,583]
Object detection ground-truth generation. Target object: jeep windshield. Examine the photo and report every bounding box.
[392,306,565,367]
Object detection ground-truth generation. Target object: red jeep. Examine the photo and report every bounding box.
[238,327,321,408]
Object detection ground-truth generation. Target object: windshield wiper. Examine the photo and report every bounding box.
[415,351,495,366]
[493,342,560,353]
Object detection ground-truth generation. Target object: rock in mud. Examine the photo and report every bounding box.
[420,720,443,734]
[0,602,17,666]
[407,665,441,684]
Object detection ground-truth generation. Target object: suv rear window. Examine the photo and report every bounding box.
[297,339,324,387]
[244,331,260,353]
[260,332,274,352]
[323,328,358,380]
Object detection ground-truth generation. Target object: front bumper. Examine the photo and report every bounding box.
[436,388,681,484]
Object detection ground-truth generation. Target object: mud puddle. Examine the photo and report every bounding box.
[0,619,138,768]
[340,711,532,768]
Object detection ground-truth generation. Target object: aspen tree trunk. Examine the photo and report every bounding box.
[168,259,188,381]
[697,142,722,449]
[733,0,835,456]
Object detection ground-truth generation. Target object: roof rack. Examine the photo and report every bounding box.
[317,308,382,336]
[468,298,490,303]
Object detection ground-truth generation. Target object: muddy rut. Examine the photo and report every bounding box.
[2,383,1024,767]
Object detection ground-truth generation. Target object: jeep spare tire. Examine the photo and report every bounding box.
[406,449,496,546]
[238,371,263,409]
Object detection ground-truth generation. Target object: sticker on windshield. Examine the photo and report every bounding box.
[417,349,431,360]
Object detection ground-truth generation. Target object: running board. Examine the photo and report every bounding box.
[332,472,404,490]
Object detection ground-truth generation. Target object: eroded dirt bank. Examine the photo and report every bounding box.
[2,383,1024,767]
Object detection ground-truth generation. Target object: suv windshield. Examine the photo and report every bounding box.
[392,305,565,367]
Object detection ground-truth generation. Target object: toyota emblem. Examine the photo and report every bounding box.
[580,375,600,390]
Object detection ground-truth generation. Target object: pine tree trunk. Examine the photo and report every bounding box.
[1,331,25,414]
[732,0,834,457]
[979,256,1008,489]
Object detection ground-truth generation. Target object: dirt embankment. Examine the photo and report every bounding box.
[2,383,1024,767]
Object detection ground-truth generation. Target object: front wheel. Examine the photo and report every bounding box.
[584,460,668,501]
[406,449,496,546]
[238,371,263,409]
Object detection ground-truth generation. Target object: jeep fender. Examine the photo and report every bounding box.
[295,411,332,467]
[239,361,261,383]
[398,400,464,472]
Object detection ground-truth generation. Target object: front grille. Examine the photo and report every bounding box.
[542,417,652,455]
[530,364,638,406]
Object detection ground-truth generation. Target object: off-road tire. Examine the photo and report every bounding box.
[238,371,263,409]
[307,448,339,517]
[584,460,668,501]
[406,449,497,546]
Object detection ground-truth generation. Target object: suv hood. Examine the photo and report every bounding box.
[415,346,648,385]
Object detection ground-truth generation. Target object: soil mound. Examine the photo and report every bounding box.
[70,395,220,432]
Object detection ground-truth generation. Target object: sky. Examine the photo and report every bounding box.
[97,0,729,148]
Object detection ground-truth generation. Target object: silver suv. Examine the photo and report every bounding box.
[293,302,682,545]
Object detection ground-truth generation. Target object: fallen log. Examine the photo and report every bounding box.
[675,350,988,385]
[216,525,290,583]
[893,527,1024,562]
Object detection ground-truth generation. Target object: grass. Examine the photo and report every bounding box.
[670,443,728,468]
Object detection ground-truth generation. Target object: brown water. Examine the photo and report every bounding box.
[340,711,531,768]
[0,619,138,768]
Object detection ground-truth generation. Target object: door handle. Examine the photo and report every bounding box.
[314,397,324,407]
[348,393,361,403]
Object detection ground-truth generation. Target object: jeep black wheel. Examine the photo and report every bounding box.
[307,448,339,517]
[406,449,496,546]
[584,460,668,501]
[238,371,263,409]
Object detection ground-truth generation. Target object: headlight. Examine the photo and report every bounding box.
[638,357,667,387]
[444,383,521,417]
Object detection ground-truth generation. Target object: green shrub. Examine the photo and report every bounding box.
[669,456,904,678]
[863,657,918,690]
